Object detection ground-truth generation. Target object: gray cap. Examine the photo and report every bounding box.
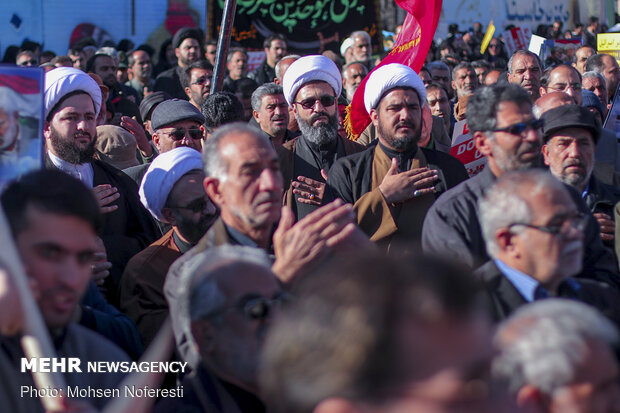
[150,99,206,130]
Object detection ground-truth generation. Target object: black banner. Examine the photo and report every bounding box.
[208,0,382,54]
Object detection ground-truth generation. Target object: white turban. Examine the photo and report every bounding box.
[340,37,353,56]
[282,55,342,106]
[45,67,102,119]
[364,63,426,114]
[139,147,203,221]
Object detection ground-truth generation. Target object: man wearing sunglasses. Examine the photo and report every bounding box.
[280,55,364,220]
[326,63,467,247]
[121,147,217,347]
[478,169,618,322]
[157,246,282,412]
[181,60,213,111]
[541,104,620,249]
[422,84,619,289]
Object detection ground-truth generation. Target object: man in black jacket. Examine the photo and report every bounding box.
[422,83,620,288]
[541,104,620,248]
[477,169,619,324]
[154,27,203,99]
[326,63,467,247]
[43,67,157,304]
[248,34,287,86]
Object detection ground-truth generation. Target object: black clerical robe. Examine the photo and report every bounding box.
[277,135,364,219]
[326,142,468,248]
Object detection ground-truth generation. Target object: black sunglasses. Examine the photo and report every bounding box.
[294,95,336,110]
[161,127,203,141]
[491,119,544,136]
[207,293,291,320]
[169,197,210,213]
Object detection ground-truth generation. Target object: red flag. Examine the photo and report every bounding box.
[345,0,442,140]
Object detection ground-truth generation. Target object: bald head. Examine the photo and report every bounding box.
[533,92,574,118]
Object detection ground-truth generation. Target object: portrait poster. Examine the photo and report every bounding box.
[0,66,44,191]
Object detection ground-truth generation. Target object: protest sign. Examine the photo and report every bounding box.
[502,27,532,55]
[0,66,44,192]
[597,33,620,63]
[449,120,487,177]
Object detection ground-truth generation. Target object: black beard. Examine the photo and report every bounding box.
[49,126,96,164]
[296,111,339,146]
[377,120,420,152]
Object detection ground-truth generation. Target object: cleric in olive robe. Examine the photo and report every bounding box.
[325,64,468,248]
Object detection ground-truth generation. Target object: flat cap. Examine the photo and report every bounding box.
[172,27,203,49]
[541,104,600,144]
[150,98,205,130]
[139,91,171,121]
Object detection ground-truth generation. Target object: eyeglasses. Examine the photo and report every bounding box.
[548,83,582,92]
[508,212,587,236]
[491,119,544,137]
[293,95,336,110]
[168,197,211,213]
[205,293,291,320]
[191,76,212,86]
[159,127,203,141]
[18,59,38,66]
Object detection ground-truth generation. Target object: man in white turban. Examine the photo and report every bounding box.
[278,54,364,220]
[43,66,157,306]
[325,63,468,247]
[121,146,217,346]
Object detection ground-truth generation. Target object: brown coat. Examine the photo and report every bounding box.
[119,229,182,346]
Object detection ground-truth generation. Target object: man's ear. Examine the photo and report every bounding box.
[204,177,223,207]
[174,47,181,61]
[541,143,551,166]
[184,86,192,100]
[152,133,162,152]
[451,80,457,93]
[253,110,260,123]
[495,227,515,254]
[539,86,547,97]
[43,120,51,140]
[516,384,546,411]
[370,108,379,128]
[474,131,493,157]
[313,398,362,413]
[160,207,176,226]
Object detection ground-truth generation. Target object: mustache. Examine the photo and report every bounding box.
[562,240,583,255]
[73,131,93,139]
[518,141,540,153]
[395,120,416,129]
[253,191,280,206]
[563,159,585,169]
[310,112,331,123]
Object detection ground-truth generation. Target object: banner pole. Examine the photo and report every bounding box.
[210,0,237,93]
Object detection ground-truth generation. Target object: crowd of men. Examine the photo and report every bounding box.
[3,16,620,412]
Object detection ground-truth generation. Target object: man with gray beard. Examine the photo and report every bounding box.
[278,55,364,220]
[326,64,467,248]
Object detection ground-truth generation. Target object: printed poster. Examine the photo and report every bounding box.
[0,66,44,191]
[449,120,487,177]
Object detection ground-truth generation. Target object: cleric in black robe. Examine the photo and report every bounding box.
[325,64,468,248]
